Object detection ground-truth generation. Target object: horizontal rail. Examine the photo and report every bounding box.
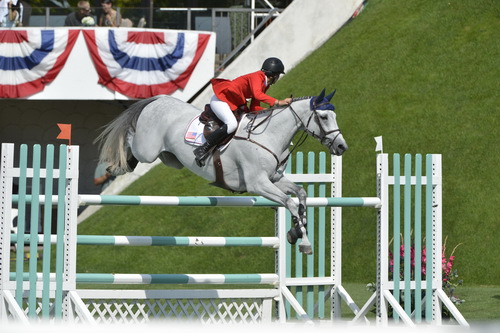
[11,273,279,285]
[5,168,78,179]
[285,277,335,287]
[11,195,381,208]
[387,175,441,185]
[75,288,280,299]
[10,234,279,248]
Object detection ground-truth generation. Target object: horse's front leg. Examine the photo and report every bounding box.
[272,177,309,250]
[249,177,312,255]
[274,150,308,226]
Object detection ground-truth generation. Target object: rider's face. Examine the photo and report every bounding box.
[268,73,281,85]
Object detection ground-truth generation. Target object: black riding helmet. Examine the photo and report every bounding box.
[261,57,285,76]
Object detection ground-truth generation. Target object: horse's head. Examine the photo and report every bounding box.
[306,89,348,156]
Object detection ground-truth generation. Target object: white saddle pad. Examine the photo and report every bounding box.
[184,115,206,146]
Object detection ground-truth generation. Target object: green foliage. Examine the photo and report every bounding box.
[79,0,500,287]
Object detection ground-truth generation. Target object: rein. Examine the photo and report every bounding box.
[233,97,341,171]
[233,107,282,167]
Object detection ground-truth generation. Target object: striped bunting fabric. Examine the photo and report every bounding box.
[0,29,79,98]
[82,29,211,98]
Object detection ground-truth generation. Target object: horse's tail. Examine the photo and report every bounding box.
[94,96,163,175]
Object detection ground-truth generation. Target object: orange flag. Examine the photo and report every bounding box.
[56,123,72,145]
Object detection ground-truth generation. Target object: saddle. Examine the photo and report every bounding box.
[199,104,246,145]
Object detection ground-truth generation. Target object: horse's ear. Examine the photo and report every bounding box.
[316,89,326,103]
[326,89,336,102]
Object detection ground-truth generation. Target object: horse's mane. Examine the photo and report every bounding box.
[291,96,313,103]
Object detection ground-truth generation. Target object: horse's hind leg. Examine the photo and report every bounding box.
[248,178,312,255]
[131,133,163,165]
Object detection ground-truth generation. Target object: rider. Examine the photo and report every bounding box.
[194,57,293,167]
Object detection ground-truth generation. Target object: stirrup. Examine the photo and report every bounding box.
[194,145,212,167]
[195,155,207,167]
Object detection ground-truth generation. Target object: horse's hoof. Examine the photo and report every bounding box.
[299,244,313,255]
[295,224,304,238]
[287,228,298,245]
[287,224,305,245]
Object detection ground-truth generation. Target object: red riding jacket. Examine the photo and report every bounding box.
[210,70,277,112]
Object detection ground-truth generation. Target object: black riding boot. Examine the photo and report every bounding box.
[194,124,228,167]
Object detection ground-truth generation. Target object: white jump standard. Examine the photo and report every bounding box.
[0,143,468,326]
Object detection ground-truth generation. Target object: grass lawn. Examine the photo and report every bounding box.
[458,285,500,322]
[340,283,500,323]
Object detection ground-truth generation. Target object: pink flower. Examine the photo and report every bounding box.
[445,261,453,275]
[388,238,462,293]
[411,247,416,267]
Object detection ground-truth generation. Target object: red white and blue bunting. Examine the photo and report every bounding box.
[0,29,79,98]
[0,29,210,99]
[83,30,210,98]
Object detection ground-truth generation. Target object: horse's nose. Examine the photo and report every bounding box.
[337,143,348,155]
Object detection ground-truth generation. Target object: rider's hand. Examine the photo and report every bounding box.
[276,98,292,107]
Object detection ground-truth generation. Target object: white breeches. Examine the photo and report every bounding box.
[210,95,238,134]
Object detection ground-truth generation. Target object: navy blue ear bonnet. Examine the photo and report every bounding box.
[310,89,336,111]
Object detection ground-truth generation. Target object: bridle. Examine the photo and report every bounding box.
[233,96,342,170]
[288,98,342,151]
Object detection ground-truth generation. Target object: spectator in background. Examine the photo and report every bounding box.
[18,0,29,27]
[0,0,11,26]
[94,162,116,192]
[65,1,94,26]
[98,0,120,27]
[0,0,21,27]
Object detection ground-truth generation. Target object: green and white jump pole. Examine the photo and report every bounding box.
[0,143,468,326]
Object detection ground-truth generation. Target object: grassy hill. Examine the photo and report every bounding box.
[78,0,499,288]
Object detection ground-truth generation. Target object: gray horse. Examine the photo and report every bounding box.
[96,89,348,254]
